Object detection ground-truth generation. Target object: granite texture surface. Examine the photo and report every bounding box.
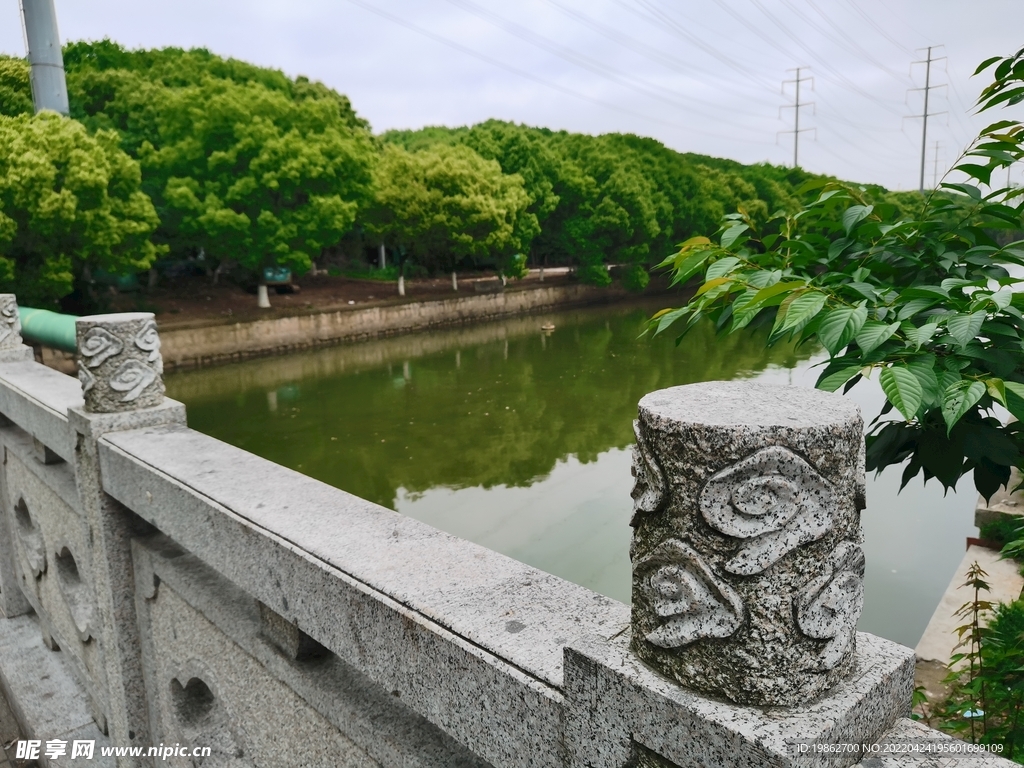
[854,718,1019,767]
[99,424,587,767]
[564,630,915,768]
[0,426,107,731]
[631,382,865,705]
[0,613,112,767]
[0,296,23,351]
[0,360,82,462]
[76,313,164,413]
[133,535,493,768]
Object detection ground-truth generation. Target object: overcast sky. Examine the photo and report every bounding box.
[3,0,1022,191]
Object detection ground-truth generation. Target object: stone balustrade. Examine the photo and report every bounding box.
[0,296,1012,767]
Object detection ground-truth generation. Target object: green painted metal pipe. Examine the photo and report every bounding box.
[19,307,78,353]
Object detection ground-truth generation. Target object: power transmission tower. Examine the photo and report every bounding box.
[779,67,815,168]
[907,46,947,192]
[932,141,942,189]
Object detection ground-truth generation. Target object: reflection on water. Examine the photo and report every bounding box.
[167,300,977,647]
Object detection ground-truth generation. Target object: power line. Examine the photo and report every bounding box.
[779,67,815,167]
[542,0,779,110]
[782,0,910,84]
[440,0,768,129]
[339,0,764,142]
[840,0,915,56]
[613,0,776,91]
[907,45,948,191]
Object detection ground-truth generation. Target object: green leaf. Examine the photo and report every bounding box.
[907,360,941,408]
[842,204,873,235]
[946,311,987,348]
[957,163,994,186]
[771,291,827,339]
[941,380,986,434]
[720,224,748,248]
[1004,381,1024,422]
[897,298,938,321]
[706,256,741,280]
[855,321,900,355]
[986,377,1006,406]
[654,306,689,335]
[817,365,863,392]
[975,56,1002,76]
[695,276,731,296]
[817,305,868,356]
[880,366,924,421]
[665,249,711,283]
[904,321,940,350]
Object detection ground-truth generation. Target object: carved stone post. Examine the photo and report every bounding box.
[76,312,164,412]
[0,294,34,620]
[629,381,864,706]
[70,312,184,761]
[0,293,34,364]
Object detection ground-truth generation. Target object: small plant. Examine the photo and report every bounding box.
[930,563,1024,761]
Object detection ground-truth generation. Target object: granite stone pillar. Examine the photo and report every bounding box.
[0,294,35,619]
[71,312,185,761]
[76,312,165,413]
[629,381,864,706]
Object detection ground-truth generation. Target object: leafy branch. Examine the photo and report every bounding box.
[651,47,1024,500]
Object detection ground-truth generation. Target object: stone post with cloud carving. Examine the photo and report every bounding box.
[76,312,165,413]
[70,311,185,754]
[629,381,865,706]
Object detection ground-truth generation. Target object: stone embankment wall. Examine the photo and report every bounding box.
[160,283,627,371]
[0,295,1013,767]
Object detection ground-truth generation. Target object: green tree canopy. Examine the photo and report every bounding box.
[382,121,817,286]
[363,143,531,275]
[63,40,376,278]
[0,112,161,306]
[0,56,32,118]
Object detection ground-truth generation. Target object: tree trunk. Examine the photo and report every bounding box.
[379,243,386,270]
[257,284,271,308]
[147,268,158,291]
[398,274,405,297]
[451,271,458,291]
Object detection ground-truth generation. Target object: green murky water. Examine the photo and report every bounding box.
[167,300,977,647]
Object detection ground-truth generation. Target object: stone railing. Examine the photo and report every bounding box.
[0,296,1011,767]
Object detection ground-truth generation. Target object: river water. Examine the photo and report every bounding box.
[166,299,977,648]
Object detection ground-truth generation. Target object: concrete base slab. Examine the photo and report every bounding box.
[565,631,916,768]
[0,614,112,767]
[915,545,1024,667]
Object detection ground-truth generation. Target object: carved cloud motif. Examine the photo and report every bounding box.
[797,540,865,669]
[109,359,158,402]
[134,319,163,373]
[700,446,837,575]
[635,538,744,648]
[80,327,123,368]
[0,297,21,348]
[630,421,666,525]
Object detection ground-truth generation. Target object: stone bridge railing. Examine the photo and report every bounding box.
[0,296,1010,767]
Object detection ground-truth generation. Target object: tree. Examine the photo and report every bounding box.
[0,111,162,307]
[383,121,814,288]
[362,143,531,281]
[63,41,376,285]
[651,48,1024,501]
[0,56,32,118]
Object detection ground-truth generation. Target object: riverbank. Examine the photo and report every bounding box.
[120,275,673,371]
